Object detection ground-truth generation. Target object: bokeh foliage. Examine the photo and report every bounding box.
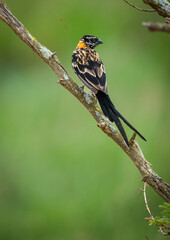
[0,0,170,239]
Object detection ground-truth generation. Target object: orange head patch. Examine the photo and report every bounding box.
[76,40,87,49]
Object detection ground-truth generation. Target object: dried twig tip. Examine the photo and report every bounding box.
[130,132,137,141]
[51,52,56,57]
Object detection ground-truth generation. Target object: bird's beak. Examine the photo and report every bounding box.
[97,39,103,45]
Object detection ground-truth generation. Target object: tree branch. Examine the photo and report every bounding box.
[0,1,170,202]
[123,0,170,33]
[144,0,170,18]
[142,21,170,32]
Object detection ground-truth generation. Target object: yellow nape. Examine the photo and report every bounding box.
[76,41,87,49]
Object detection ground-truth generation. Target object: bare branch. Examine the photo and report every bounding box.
[142,21,170,33]
[145,0,170,18]
[0,1,170,202]
[123,0,170,33]
[123,0,156,12]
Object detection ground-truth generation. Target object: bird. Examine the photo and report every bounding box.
[72,35,146,146]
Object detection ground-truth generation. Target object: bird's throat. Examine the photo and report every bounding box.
[76,41,87,49]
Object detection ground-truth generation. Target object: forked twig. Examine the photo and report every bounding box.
[143,183,170,236]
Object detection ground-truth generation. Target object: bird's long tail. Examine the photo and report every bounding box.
[96,91,146,146]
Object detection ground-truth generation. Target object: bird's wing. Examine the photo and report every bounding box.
[72,49,108,94]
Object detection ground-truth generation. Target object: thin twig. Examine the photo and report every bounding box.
[123,0,156,12]
[144,183,154,219]
[143,183,169,236]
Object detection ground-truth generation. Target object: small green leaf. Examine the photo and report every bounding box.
[159,203,170,209]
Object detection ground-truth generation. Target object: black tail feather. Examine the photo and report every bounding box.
[114,110,146,141]
[114,118,129,146]
[96,91,146,145]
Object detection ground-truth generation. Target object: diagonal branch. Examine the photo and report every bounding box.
[0,1,170,202]
[144,0,170,18]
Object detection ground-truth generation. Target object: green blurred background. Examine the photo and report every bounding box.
[0,0,170,239]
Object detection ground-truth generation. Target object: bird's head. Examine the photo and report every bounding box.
[76,35,103,49]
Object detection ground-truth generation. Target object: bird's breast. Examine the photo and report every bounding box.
[72,48,101,65]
